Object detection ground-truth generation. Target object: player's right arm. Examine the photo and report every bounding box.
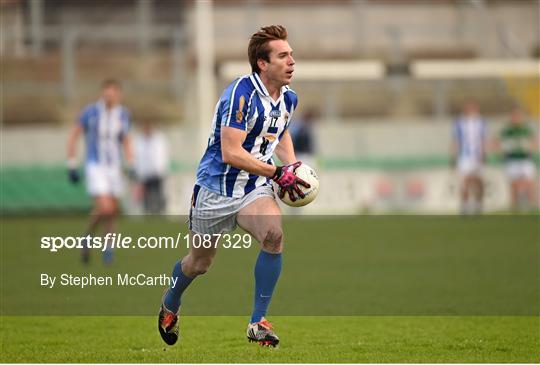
[480,120,488,162]
[221,126,309,201]
[493,127,504,157]
[220,81,277,178]
[527,124,539,152]
[450,122,459,168]
[67,103,94,184]
[67,123,82,162]
[221,126,276,178]
[66,123,83,183]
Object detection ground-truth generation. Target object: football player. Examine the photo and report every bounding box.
[497,107,538,211]
[158,25,309,347]
[451,100,487,215]
[67,79,134,264]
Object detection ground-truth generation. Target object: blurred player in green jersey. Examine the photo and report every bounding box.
[497,107,538,211]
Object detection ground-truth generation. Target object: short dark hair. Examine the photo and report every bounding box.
[248,25,288,74]
[101,78,121,89]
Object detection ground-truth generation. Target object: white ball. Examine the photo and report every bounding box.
[277,163,320,207]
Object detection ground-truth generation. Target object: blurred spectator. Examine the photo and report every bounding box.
[134,121,170,214]
[289,109,317,167]
[67,79,133,264]
[496,107,538,211]
[451,100,487,215]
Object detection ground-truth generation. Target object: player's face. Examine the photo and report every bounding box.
[102,85,121,107]
[510,109,524,125]
[263,40,295,86]
[463,102,479,116]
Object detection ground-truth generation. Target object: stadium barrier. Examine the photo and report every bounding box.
[2,154,538,215]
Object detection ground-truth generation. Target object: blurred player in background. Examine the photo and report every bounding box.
[134,120,169,214]
[289,108,317,167]
[67,79,133,264]
[158,25,309,347]
[496,107,538,211]
[451,100,487,215]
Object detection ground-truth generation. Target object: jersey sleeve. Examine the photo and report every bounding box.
[118,108,131,141]
[284,89,298,130]
[500,125,507,138]
[220,80,251,131]
[452,120,460,140]
[481,120,487,140]
[524,123,534,137]
[78,105,94,130]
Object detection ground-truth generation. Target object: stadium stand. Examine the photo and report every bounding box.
[2,0,538,213]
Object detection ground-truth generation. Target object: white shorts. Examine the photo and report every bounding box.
[505,160,536,181]
[85,163,123,198]
[457,158,483,177]
[189,184,275,235]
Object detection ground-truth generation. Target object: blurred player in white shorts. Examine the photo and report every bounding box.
[67,79,134,264]
[158,25,309,348]
[497,107,538,211]
[451,101,487,215]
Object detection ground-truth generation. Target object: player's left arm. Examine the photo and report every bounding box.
[123,134,134,166]
[481,121,488,162]
[120,108,136,178]
[527,125,539,152]
[450,121,459,167]
[122,134,138,181]
[273,129,310,200]
[275,129,297,165]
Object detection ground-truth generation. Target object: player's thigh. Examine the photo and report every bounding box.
[94,195,116,215]
[237,197,282,244]
[86,164,107,196]
[470,174,483,187]
[109,196,119,214]
[521,161,536,181]
[463,172,481,187]
[107,167,124,198]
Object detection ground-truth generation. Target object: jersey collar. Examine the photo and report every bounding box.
[250,72,269,97]
[97,99,121,113]
[250,72,289,102]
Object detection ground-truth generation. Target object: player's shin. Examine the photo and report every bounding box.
[164,259,194,313]
[251,250,282,323]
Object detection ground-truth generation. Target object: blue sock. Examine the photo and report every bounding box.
[251,250,282,323]
[164,260,193,313]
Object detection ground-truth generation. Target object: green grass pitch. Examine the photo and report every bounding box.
[1,215,539,362]
[1,316,539,362]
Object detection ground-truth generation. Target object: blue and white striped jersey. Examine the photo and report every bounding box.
[196,72,298,198]
[79,100,131,167]
[453,116,486,160]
